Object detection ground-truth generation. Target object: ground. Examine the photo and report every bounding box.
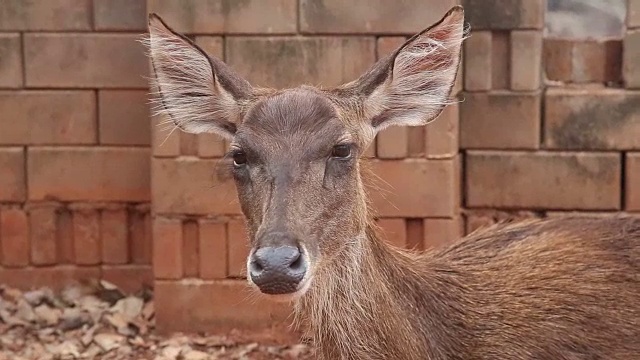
[0,282,313,360]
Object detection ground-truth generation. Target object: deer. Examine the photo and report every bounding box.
[146,6,640,360]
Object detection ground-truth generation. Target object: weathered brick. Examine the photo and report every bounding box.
[0,266,100,291]
[197,133,227,158]
[629,0,640,28]
[153,218,183,279]
[56,208,74,264]
[0,208,29,267]
[424,217,462,249]
[463,31,492,91]
[130,207,152,265]
[543,39,573,82]
[101,208,129,265]
[407,128,425,158]
[300,0,457,34]
[377,127,408,159]
[180,132,199,156]
[406,219,423,250]
[148,0,297,34]
[0,34,22,88]
[72,209,101,265]
[24,34,148,88]
[152,115,181,157]
[154,280,292,333]
[28,147,150,202]
[226,37,375,89]
[571,41,622,83]
[491,32,510,90]
[462,0,545,29]
[466,151,621,210]
[198,219,227,279]
[510,31,542,90]
[627,153,640,211]
[101,265,153,294]
[426,103,459,158]
[544,88,640,150]
[0,148,25,202]
[194,37,224,58]
[153,158,241,215]
[624,30,640,88]
[0,91,96,145]
[376,37,406,59]
[94,0,147,31]
[182,221,200,278]
[0,0,91,31]
[460,92,541,149]
[228,220,249,278]
[99,90,150,146]
[29,205,58,265]
[366,159,457,217]
[376,218,406,249]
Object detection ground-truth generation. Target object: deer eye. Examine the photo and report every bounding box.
[331,144,351,159]
[232,150,247,167]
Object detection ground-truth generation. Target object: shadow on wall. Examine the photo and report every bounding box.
[545,0,626,38]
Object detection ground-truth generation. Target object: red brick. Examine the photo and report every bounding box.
[406,219,424,250]
[99,90,150,146]
[466,151,621,210]
[571,41,622,83]
[423,217,462,249]
[0,34,22,88]
[543,39,573,82]
[407,128,425,158]
[0,91,96,145]
[72,208,101,266]
[0,147,25,202]
[366,159,458,217]
[226,37,375,89]
[194,37,224,58]
[510,31,542,91]
[491,32,510,90]
[376,218,406,249]
[182,221,200,278]
[228,220,249,278]
[377,127,408,159]
[180,132,199,156]
[152,114,181,157]
[129,207,152,265]
[154,280,292,333]
[426,103,459,159]
[630,0,640,28]
[153,158,241,215]
[376,37,406,59]
[463,31,492,91]
[199,219,227,279]
[624,30,640,88]
[460,92,541,149]
[148,0,297,34]
[94,0,147,31]
[544,88,640,150]
[28,205,58,265]
[28,147,150,202]
[24,34,148,88]
[0,208,29,267]
[627,153,640,211]
[101,265,153,294]
[363,140,376,158]
[197,133,227,158]
[101,208,129,265]
[56,208,74,263]
[461,0,544,30]
[0,0,91,31]
[153,218,183,280]
[300,0,457,34]
[0,266,100,291]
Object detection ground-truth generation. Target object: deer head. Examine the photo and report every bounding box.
[146,6,466,301]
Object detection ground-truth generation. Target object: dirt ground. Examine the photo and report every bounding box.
[0,282,314,360]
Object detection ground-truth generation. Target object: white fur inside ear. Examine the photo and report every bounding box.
[144,21,238,139]
[366,13,468,132]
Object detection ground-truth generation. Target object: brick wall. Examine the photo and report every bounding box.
[0,0,638,334]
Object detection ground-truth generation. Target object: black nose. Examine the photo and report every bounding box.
[249,246,306,295]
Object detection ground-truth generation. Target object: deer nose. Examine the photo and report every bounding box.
[249,246,306,295]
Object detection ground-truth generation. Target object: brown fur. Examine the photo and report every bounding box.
[146,6,640,360]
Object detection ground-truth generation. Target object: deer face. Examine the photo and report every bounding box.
[146,7,466,301]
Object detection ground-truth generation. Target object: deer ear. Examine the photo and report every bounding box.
[338,6,466,133]
[146,14,253,140]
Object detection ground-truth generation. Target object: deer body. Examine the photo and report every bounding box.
[146,6,640,359]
